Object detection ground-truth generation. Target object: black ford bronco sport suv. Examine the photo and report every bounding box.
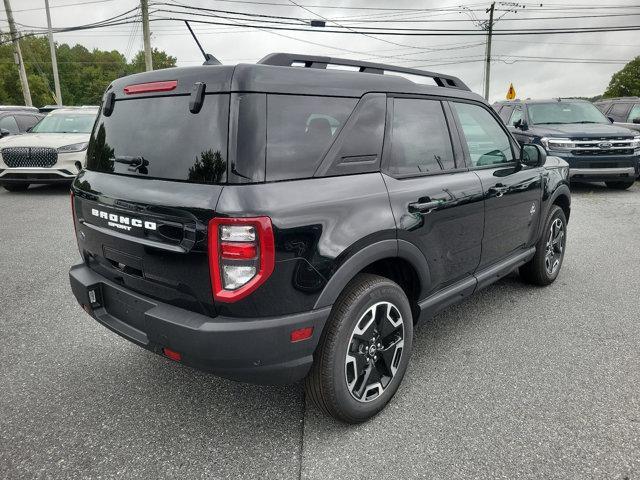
[494,98,640,190]
[69,53,571,423]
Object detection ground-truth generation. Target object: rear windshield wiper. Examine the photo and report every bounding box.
[533,122,564,125]
[569,121,603,124]
[114,156,149,173]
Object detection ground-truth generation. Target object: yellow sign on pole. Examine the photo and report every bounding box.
[506,83,517,100]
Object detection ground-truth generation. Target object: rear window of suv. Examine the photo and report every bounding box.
[87,94,229,184]
[266,95,357,181]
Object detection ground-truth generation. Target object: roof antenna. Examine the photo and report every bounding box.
[184,21,221,65]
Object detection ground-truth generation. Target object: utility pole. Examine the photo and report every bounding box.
[3,0,32,106]
[44,0,62,105]
[141,0,153,71]
[483,1,495,101]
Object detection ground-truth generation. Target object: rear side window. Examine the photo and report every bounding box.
[87,94,229,184]
[388,98,455,175]
[609,102,631,120]
[266,95,357,181]
[15,114,41,132]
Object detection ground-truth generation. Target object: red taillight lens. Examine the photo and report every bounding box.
[208,217,275,303]
[220,242,257,259]
[124,80,177,95]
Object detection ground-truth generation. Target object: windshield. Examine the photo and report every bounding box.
[528,102,608,125]
[32,112,96,133]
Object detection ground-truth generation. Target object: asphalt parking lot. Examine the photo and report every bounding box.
[1,181,639,480]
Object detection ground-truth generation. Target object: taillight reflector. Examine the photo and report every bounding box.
[220,241,257,259]
[290,327,314,343]
[124,80,177,95]
[208,217,275,303]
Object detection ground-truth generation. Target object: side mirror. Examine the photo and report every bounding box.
[521,143,546,168]
[0,128,10,138]
[632,117,640,124]
[607,116,615,123]
[514,119,528,131]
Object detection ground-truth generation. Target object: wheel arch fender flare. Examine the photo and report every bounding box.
[547,183,571,219]
[313,239,431,309]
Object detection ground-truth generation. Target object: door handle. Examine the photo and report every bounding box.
[408,199,444,213]
[488,184,509,198]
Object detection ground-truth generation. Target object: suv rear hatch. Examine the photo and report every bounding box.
[72,67,234,317]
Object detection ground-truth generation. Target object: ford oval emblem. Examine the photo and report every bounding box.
[598,141,612,149]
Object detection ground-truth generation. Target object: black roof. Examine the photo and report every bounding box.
[107,53,483,103]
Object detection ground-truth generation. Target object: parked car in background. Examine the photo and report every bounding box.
[594,97,640,133]
[494,98,640,189]
[69,53,571,423]
[0,106,44,138]
[0,106,98,191]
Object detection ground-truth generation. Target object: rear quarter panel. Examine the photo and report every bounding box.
[215,173,396,317]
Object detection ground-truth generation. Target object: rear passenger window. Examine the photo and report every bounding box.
[452,102,514,167]
[389,98,455,175]
[609,103,631,120]
[266,95,357,181]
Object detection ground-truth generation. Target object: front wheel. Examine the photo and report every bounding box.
[520,205,567,286]
[605,180,635,190]
[305,274,413,423]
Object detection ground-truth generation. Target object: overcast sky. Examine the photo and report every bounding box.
[4,0,640,102]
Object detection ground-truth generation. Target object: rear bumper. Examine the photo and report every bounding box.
[69,262,330,384]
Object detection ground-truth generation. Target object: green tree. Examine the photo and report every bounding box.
[128,48,177,74]
[604,56,640,98]
[0,35,176,107]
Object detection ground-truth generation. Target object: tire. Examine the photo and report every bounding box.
[605,180,635,190]
[520,205,567,286]
[305,273,413,423]
[2,184,29,192]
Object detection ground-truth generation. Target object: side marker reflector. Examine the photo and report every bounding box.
[163,347,182,361]
[290,327,314,343]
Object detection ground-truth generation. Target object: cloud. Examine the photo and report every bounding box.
[10,0,639,101]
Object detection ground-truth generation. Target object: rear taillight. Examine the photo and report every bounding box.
[208,217,275,302]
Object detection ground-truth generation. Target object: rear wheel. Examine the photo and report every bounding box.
[520,205,567,286]
[2,184,29,192]
[305,274,413,423]
[605,180,635,190]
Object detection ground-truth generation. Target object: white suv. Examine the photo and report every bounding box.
[0,107,98,191]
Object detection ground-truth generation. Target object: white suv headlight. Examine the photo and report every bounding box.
[632,136,640,149]
[57,142,88,153]
[540,137,575,151]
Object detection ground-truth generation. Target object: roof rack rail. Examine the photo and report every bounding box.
[257,52,470,91]
[596,96,639,101]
